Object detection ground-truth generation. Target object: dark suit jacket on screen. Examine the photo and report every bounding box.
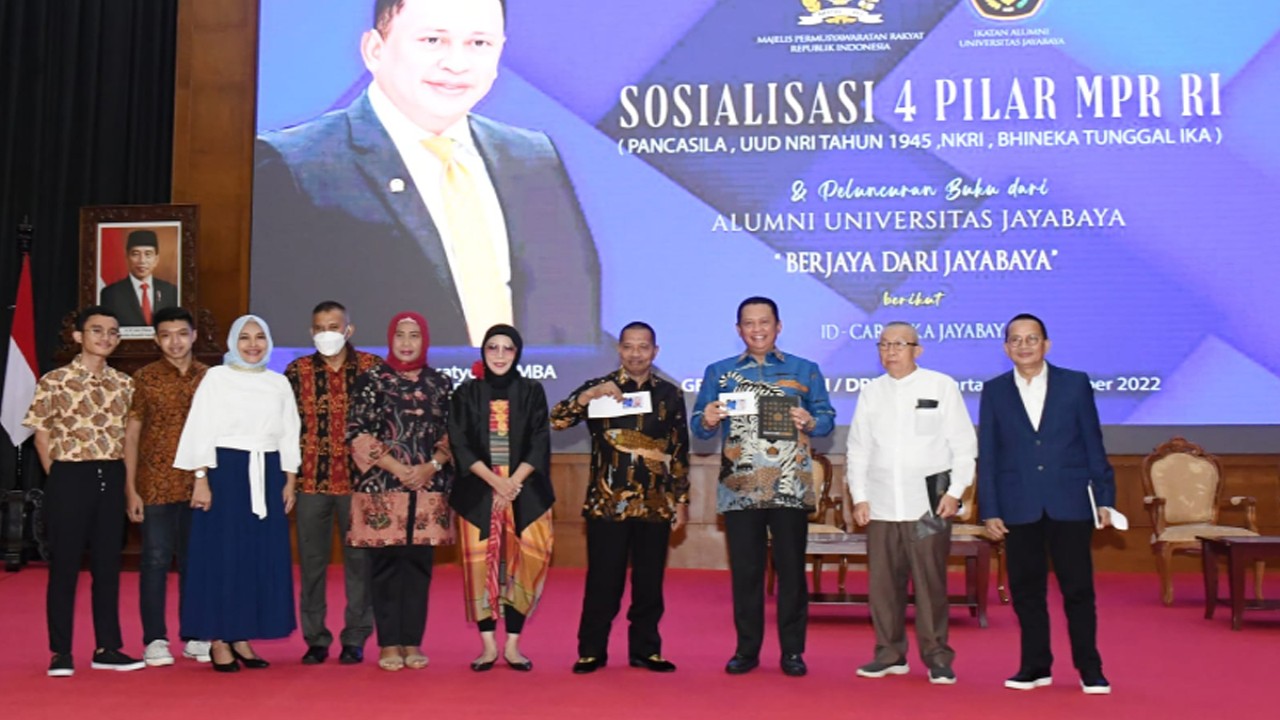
[99,277,178,327]
[251,91,601,347]
[977,364,1116,525]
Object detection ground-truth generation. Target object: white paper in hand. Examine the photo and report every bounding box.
[587,391,652,419]
[719,392,758,416]
[1087,483,1129,531]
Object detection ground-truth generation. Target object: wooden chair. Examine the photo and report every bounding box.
[767,452,848,595]
[950,479,1010,603]
[805,453,851,595]
[1141,437,1262,606]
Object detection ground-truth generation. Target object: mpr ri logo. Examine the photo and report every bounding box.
[798,0,885,26]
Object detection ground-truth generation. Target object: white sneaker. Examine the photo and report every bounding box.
[183,640,212,663]
[144,639,175,667]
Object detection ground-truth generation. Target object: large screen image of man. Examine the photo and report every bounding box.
[251,0,599,348]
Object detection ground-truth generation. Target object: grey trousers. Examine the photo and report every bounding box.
[867,520,955,669]
[295,492,373,648]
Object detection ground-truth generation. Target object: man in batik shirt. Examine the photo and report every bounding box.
[285,300,381,665]
[552,321,690,675]
[25,306,144,677]
[692,297,835,678]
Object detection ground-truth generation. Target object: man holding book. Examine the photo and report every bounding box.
[691,296,836,678]
[846,321,976,685]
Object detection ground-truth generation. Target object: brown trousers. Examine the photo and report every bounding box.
[867,520,955,669]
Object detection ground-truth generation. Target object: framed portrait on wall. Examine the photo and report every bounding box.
[79,204,199,343]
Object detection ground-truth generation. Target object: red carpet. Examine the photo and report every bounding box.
[1,565,1277,719]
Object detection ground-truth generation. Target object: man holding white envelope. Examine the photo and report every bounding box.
[551,321,690,675]
[691,297,836,678]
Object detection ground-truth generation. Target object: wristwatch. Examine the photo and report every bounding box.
[429,458,443,472]
[194,469,207,479]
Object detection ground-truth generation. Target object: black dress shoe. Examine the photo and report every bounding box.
[781,653,807,677]
[629,654,676,673]
[725,654,759,675]
[229,645,269,669]
[470,656,497,672]
[301,646,328,665]
[573,656,607,674]
[338,645,363,665]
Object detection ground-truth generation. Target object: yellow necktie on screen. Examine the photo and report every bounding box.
[421,136,513,347]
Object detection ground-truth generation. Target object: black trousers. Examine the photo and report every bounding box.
[576,518,671,659]
[1005,513,1102,675]
[370,545,433,648]
[45,460,126,654]
[724,508,809,658]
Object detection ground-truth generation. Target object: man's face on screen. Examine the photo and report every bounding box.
[128,247,158,281]
[363,0,506,134]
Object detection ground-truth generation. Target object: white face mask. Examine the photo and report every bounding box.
[313,330,347,357]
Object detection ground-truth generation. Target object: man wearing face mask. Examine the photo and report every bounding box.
[285,301,381,665]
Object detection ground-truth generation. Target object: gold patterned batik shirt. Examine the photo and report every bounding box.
[551,369,690,522]
[24,354,134,461]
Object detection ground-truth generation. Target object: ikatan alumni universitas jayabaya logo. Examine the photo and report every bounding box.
[798,0,885,26]
[969,0,1047,21]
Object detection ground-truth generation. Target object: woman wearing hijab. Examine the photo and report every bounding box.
[448,324,554,672]
[346,312,455,672]
[174,315,300,672]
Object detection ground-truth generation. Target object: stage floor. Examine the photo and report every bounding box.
[1,565,1277,719]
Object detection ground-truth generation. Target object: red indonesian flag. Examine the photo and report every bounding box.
[1,254,37,445]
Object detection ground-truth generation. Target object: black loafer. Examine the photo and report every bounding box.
[301,646,327,665]
[725,654,759,675]
[629,654,676,673]
[781,653,807,677]
[338,645,363,665]
[573,656,607,674]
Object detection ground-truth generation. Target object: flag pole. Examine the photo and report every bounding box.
[4,219,33,571]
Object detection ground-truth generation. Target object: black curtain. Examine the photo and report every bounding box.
[0,0,177,500]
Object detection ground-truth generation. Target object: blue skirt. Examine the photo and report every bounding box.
[181,448,297,641]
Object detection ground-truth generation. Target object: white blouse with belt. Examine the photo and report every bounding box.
[174,365,301,518]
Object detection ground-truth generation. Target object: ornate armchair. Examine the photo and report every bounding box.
[804,453,850,594]
[1141,437,1262,606]
[767,452,849,595]
[952,477,1010,603]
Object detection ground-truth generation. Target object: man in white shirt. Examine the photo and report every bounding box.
[846,322,976,685]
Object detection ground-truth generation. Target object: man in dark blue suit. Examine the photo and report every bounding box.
[251,0,599,348]
[978,313,1114,695]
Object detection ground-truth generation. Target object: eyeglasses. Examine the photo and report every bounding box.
[877,341,918,351]
[1006,335,1043,347]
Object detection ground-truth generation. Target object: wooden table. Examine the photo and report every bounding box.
[1199,535,1280,630]
[805,532,994,628]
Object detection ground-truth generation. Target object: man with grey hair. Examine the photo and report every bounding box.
[846,321,976,684]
